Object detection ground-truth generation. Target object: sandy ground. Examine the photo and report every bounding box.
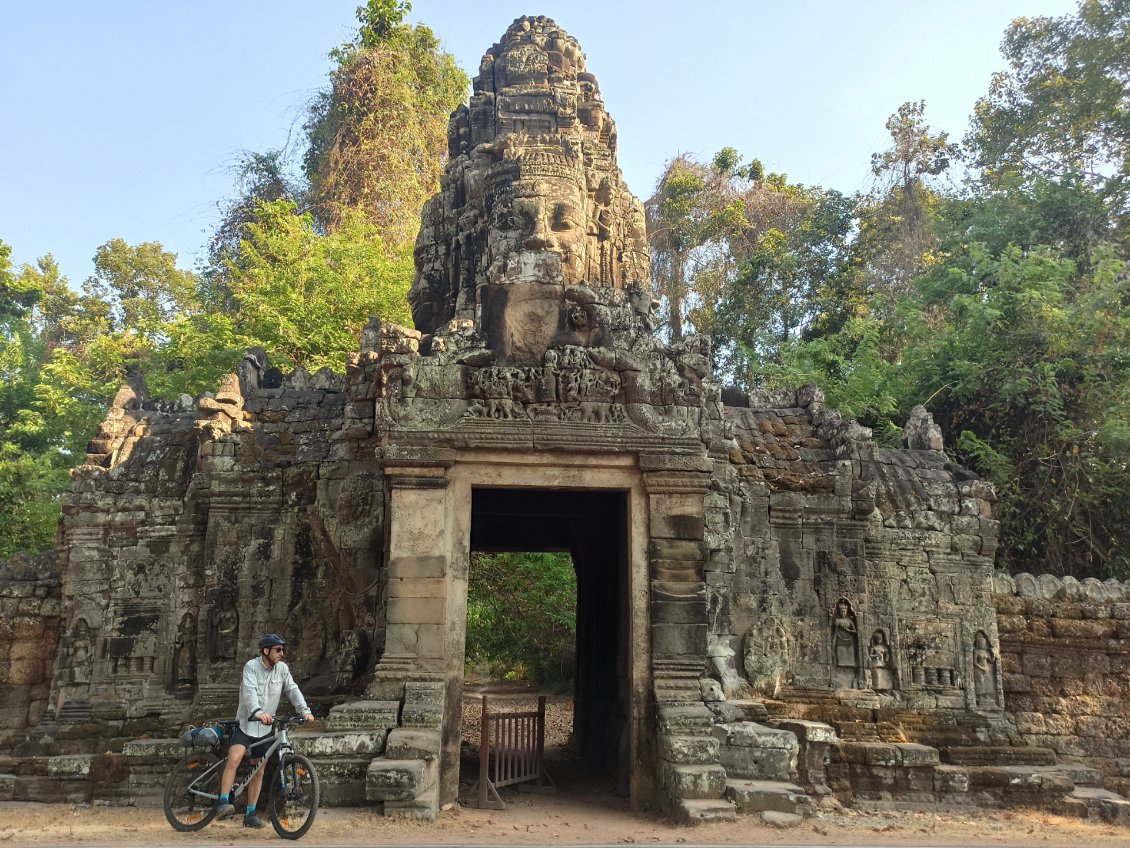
[2,692,1125,846]
[0,796,1127,847]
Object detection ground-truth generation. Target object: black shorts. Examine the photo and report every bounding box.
[230,725,272,757]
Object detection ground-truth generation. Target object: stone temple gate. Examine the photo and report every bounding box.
[8,15,1082,824]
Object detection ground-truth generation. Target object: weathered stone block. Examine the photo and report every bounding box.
[365,758,433,802]
[651,512,706,541]
[725,779,811,816]
[897,743,940,767]
[384,729,441,761]
[386,597,445,625]
[656,704,715,735]
[388,555,446,579]
[838,742,900,767]
[661,762,726,799]
[298,731,388,758]
[325,700,400,731]
[649,539,705,562]
[651,623,707,657]
[660,734,720,764]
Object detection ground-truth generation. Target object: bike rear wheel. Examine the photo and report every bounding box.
[269,752,319,839]
[164,750,221,831]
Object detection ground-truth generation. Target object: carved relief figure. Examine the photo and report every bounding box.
[172,612,197,691]
[67,618,93,685]
[868,629,897,691]
[209,592,239,662]
[830,599,859,689]
[973,630,999,707]
[742,622,790,697]
[707,634,748,699]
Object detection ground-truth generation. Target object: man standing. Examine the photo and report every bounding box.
[215,634,315,828]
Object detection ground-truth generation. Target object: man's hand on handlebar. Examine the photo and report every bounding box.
[258,712,274,725]
[304,712,315,724]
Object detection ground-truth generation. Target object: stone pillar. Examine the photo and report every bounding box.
[370,448,455,700]
[365,448,454,821]
[641,454,733,823]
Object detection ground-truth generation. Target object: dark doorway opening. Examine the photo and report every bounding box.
[465,487,630,794]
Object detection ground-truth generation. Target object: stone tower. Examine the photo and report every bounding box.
[409,15,650,365]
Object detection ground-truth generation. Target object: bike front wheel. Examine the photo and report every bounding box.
[268,752,319,840]
[163,750,221,831]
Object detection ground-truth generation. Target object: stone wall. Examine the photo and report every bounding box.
[995,573,1130,796]
[48,354,385,744]
[0,552,62,737]
[703,388,1002,717]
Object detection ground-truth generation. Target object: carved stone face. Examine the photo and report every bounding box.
[486,173,588,287]
[408,15,653,352]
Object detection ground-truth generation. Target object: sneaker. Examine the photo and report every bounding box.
[213,801,235,820]
[243,812,266,829]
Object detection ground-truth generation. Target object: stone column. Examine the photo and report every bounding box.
[641,453,732,823]
[370,448,455,700]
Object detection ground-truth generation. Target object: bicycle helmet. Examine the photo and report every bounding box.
[258,633,287,650]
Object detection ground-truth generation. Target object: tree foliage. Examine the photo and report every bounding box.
[1,4,466,557]
[969,0,1130,216]
[224,200,413,371]
[303,1,468,245]
[465,552,577,688]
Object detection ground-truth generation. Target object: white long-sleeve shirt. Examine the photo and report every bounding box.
[236,655,310,738]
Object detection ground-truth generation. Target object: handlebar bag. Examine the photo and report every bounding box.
[179,725,221,749]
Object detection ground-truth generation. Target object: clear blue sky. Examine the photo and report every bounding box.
[1,1,1080,287]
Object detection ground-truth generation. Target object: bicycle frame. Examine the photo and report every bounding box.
[186,720,299,804]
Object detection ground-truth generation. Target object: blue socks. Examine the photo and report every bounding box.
[219,793,230,804]
[246,804,256,816]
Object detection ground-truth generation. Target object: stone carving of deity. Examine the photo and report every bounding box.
[830,599,859,689]
[972,630,998,707]
[172,612,197,691]
[407,16,650,364]
[707,635,748,699]
[68,618,93,685]
[868,629,896,691]
[209,593,239,662]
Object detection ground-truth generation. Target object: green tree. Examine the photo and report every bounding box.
[968,0,1130,232]
[207,150,303,300]
[857,101,957,304]
[465,551,577,688]
[715,173,855,385]
[0,244,86,555]
[899,242,1130,578]
[224,200,413,370]
[646,150,752,341]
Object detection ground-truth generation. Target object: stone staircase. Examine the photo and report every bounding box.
[709,700,829,827]
[740,695,1130,826]
[655,702,736,824]
[363,682,444,820]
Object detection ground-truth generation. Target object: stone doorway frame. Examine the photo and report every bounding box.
[376,448,654,810]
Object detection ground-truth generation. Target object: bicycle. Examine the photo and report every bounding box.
[164,715,320,840]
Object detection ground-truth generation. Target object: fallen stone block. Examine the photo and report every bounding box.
[670,798,736,824]
[761,810,804,828]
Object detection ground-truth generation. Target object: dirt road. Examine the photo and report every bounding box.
[0,794,1126,847]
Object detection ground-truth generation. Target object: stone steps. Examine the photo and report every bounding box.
[725,778,813,818]
[942,745,1056,766]
[713,721,797,782]
[1058,786,1130,826]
